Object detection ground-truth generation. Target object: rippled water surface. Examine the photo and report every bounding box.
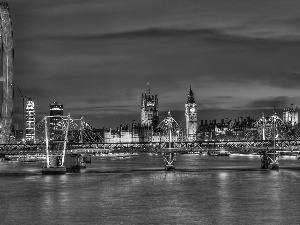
[1,154,300,224]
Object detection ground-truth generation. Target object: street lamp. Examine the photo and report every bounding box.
[132,120,135,143]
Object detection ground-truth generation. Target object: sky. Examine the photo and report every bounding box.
[5,0,300,129]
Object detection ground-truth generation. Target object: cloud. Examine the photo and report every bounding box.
[24,26,300,91]
[246,96,291,109]
[67,105,139,114]
[10,0,300,129]
[21,26,300,45]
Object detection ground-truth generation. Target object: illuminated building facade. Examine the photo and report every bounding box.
[141,90,159,128]
[283,105,298,126]
[104,127,140,143]
[140,87,159,141]
[185,85,197,141]
[49,102,63,140]
[25,98,35,143]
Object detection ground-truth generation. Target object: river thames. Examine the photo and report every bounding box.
[1,153,300,224]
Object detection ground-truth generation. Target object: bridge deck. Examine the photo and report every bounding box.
[0,140,300,154]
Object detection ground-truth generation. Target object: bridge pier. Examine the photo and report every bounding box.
[260,150,279,170]
[163,153,176,171]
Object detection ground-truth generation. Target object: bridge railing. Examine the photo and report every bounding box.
[1,139,300,154]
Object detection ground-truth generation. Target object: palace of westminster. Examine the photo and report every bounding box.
[13,86,299,143]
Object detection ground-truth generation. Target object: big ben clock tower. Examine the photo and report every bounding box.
[185,85,197,141]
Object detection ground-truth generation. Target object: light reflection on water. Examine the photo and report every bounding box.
[1,154,300,224]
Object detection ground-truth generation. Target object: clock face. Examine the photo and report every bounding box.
[190,107,195,113]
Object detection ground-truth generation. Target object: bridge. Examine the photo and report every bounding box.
[0,139,300,155]
[0,98,298,170]
[68,139,300,150]
[3,107,299,153]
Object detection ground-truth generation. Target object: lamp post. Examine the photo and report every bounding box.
[80,116,83,143]
[120,124,122,143]
[132,120,135,143]
[17,86,26,143]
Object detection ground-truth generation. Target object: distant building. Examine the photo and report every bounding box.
[49,102,63,140]
[283,105,298,126]
[104,125,139,143]
[15,130,24,143]
[185,85,197,141]
[140,86,159,141]
[141,89,159,128]
[25,98,35,143]
[197,120,216,140]
[197,117,256,140]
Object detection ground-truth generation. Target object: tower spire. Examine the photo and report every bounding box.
[187,85,195,104]
[146,82,150,95]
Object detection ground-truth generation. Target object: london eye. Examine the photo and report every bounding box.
[0,3,13,144]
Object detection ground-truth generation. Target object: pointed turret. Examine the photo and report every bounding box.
[167,110,171,118]
[187,85,195,104]
[146,82,151,95]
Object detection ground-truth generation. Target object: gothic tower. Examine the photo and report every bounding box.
[140,86,159,142]
[185,85,197,141]
[141,87,159,129]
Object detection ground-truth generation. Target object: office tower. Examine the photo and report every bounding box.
[49,102,63,140]
[25,98,35,143]
[185,85,197,141]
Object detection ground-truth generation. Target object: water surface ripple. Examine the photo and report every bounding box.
[1,154,300,224]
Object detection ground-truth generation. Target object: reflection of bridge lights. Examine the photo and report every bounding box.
[44,175,53,183]
[218,172,229,181]
[163,172,177,182]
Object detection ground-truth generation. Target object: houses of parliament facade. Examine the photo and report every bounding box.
[104,86,197,143]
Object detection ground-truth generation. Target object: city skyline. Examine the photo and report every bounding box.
[17,89,297,131]
[6,0,300,128]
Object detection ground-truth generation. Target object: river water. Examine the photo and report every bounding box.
[1,153,300,224]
